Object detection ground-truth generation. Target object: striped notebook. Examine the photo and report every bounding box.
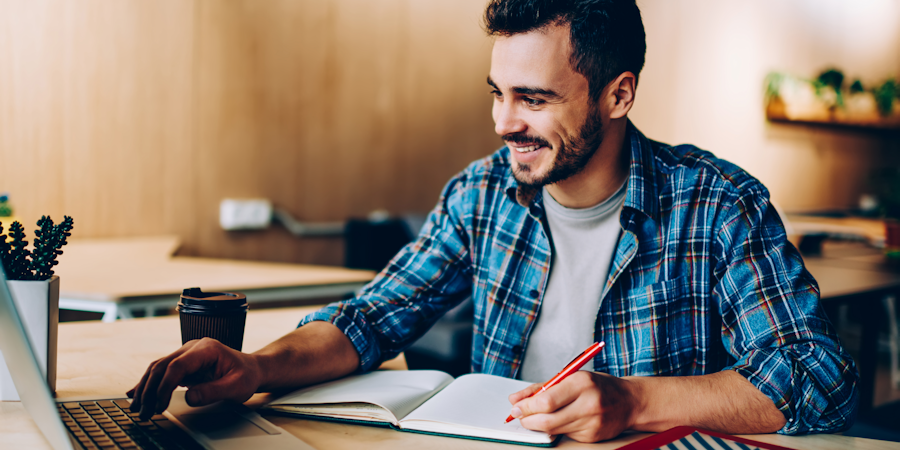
[616,427,795,450]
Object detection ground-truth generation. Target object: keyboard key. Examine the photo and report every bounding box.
[63,402,82,410]
[113,399,132,409]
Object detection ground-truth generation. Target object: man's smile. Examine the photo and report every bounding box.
[510,143,545,153]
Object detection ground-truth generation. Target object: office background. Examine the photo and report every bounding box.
[1,0,899,266]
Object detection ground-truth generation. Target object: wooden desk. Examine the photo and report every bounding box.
[54,236,376,322]
[2,307,894,450]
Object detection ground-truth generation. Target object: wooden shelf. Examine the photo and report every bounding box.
[765,96,900,132]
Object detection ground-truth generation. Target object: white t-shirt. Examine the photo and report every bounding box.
[519,182,627,382]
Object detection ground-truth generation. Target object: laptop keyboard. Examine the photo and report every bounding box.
[58,399,204,450]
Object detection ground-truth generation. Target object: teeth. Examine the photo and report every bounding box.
[514,145,540,153]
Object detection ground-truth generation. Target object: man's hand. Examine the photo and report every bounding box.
[508,371,638,443]
[126,321,360,422]
[127,338,263,420]
[508,370,786,442]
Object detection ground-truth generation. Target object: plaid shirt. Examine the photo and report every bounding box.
[301,122,858,434]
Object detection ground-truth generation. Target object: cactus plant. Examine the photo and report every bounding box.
[0,216,74,281]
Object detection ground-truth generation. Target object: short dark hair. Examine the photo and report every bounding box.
[484,0,646,101]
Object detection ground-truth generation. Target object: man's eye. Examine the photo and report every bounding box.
[524,97,544,106]
[490,90,503,98]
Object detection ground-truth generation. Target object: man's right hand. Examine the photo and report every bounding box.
[127,337,263,420]
[126,321,361,421]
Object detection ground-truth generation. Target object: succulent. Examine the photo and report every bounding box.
[0,216,74,281]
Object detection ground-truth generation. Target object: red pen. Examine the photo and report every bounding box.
[505,341,606,423]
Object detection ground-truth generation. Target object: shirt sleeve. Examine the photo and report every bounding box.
[714,188,859,434]
[298,173,474,372]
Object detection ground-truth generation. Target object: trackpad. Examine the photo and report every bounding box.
[176,411,268,440]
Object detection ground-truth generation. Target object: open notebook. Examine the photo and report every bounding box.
[262,370,556,446]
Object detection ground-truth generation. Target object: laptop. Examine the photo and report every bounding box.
[0,265,315,450]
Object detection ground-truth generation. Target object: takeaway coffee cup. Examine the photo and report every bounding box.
[177,287,249,352]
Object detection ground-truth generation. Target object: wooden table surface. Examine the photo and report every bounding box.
[2,306,896,449]
[55,236,375,302]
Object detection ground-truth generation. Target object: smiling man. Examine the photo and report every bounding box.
[129,0,858,443]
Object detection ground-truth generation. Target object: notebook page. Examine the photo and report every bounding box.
[266,370,454,423]
[399,373,552,443]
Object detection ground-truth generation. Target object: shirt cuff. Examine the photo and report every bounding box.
[298,304,384,372]
[728,345,832,435]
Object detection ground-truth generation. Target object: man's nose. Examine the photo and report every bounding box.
[493,102,526,137]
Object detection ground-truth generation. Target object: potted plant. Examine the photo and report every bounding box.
[0,216,74,400]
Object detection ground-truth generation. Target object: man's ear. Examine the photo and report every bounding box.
[605,72,637,120]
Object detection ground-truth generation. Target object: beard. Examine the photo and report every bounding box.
[505,104,605,188]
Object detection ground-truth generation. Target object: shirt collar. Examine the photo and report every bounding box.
[504,121,660,221]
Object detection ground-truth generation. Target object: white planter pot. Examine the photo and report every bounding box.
[0,276,59,401]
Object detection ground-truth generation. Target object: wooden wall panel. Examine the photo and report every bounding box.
[189,0,497,263]
[0,0,498,266]
[0,0,195,243]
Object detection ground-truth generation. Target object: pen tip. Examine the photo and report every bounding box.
[504,415,514,424]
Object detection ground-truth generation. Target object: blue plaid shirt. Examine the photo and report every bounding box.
[301,123,858,434]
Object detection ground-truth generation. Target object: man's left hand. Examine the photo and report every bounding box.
[508,371,638,443]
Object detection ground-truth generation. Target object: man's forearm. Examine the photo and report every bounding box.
[252,321,360,391]
[626,370,786,434]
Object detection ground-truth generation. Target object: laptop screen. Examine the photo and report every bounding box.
[0,266,73,449]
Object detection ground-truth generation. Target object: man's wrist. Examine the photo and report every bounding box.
[622,376,649,430]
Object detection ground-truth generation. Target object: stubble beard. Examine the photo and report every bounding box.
[506,105,605,189]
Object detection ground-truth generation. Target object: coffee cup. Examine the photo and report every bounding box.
[177,287,248,351]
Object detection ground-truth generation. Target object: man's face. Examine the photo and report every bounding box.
[489,24,603,188]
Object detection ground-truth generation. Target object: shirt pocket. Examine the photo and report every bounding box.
[618,276,707,376]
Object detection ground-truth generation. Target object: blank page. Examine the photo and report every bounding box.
[399,373,552,444]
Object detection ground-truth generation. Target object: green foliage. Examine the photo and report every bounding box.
[874,79,897,117]
[0,223,11,277]
[0,216,74,281]
[0,193,11,217]
[817,69,845,91]
[816,69,845,107]
[849,79,865,94]
[4,221,33,280]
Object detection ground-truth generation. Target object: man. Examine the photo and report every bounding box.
[129,0,858,443]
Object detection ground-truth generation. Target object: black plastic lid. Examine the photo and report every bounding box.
[177,287,248,315]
